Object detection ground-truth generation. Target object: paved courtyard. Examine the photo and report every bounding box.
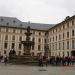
[0,63,75,75]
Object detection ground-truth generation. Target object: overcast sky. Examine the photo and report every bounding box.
[0,0,75,24]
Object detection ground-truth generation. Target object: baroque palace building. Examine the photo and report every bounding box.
[0,15,75,57]
[48,16,75,57]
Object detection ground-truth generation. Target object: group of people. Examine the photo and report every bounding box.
[38,55,50,67]
[50,56,75,66]
[0,49,16,65]
[0,54,75,66]
[0,54,8,65]
[38,56,75,67]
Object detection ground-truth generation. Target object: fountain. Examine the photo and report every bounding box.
[21,26,34,56]
[17,26,36,64]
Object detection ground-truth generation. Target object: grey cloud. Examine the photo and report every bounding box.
[62,0,75,15]
[0,0,74,24]
[0,5,13,17]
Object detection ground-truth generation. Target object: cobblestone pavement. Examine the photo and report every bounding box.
[0,63,75,75]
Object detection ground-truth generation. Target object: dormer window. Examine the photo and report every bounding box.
[6,22,9,25]
[20,24,22,27]
[13,20,16,23]
[1,18,3,22]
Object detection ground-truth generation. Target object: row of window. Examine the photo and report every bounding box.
[4,43,35,50]
[4,35,22,41]
[0,28,45,36]
[51,20,75,34]
[4,42,42,51]
[0,28,23,33]
[50,40,75,50]
[51,51,70,57]
[50,29,75,42]
[0,35,46,43]
[4,43,22,50]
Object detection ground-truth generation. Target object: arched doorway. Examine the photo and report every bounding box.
[71,50,75,56]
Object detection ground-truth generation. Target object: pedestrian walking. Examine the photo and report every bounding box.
[38,55,43,67]
[4,55,8,65]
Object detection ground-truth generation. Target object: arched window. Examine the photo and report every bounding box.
[38,38,41,43]
[4,42,8,49]
[63,33,64,39]
[32,37,35,42]
[12,35,15,40]
[72,40,75,49]
[5,35,8,40]
[53,36,54,41]
[67,41,69,49]
[56,36,57,41]
[4,50,6,54]
[19,43,22,49]
[63,42,64,50]
[38,45,41,51]
[67,52,69,56]
[6,28,9,32]
[72,30,74,36]
[59,34,61,40]
[72,20,74,25]
[63,52,64,57]
[19,36,22,41]
[12,43,15,49]
[67,32,69,38]
[13,29,15,33]
[39,32,41,35]
[20,30,22,33]
[67,22,69,28]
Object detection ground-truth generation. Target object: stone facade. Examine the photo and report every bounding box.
[0,16,75,57]
[0,27,46,56]
[48,16,75,57]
